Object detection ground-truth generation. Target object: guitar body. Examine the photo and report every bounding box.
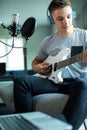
[40,48,70,84]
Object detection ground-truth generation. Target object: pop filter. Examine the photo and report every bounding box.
[21,17,36,40]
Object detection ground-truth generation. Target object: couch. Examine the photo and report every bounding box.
[0,69,69,114]
[0,81,69,115]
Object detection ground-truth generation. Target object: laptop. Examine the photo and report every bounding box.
[0,112,72,130]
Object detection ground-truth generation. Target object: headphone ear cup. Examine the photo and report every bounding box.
[47,15,54,24]
[47,9,54,25]
[72,10,76,19]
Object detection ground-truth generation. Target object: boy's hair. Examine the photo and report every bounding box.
[48,0,72,14]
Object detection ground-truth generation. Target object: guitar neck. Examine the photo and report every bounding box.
[57,53,82,69]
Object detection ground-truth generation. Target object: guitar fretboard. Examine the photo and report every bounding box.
[57,53,82,69]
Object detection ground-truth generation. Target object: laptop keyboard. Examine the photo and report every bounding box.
[0,115,39,130]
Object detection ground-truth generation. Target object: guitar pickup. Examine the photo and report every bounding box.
[49,64,52,73]
[54,63,57,71]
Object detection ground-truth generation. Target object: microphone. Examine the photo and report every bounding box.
[0,13,21,37]
[7,13,21,37]
[0,14,36,40]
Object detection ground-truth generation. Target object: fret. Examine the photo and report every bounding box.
[57,53,82,69]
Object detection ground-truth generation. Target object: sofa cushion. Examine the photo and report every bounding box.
[0,81,15,111]
[33,93,69,115]
[0,81,69,115]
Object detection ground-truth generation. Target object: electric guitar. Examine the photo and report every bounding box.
[39,48,82,84]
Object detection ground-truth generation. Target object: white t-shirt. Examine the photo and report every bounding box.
[37,28,87,78]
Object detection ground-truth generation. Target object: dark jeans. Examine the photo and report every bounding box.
[13,75,87,130]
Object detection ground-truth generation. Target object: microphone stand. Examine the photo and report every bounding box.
[23,47,28,75]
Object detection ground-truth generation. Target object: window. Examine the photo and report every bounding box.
[0,38,24,70]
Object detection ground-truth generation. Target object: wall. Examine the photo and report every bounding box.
[25,25,53,69]
[71,0,87,28]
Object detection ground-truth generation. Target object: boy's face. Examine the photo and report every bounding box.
[52,6,73,35]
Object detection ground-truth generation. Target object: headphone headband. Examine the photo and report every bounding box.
[47,9,76,25]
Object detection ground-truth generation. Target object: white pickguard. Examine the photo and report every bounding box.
[40,48,70,84]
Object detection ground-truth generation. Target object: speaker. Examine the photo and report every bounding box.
[47,9,76,25]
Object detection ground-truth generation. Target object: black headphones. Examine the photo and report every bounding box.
[47,9,76,25]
